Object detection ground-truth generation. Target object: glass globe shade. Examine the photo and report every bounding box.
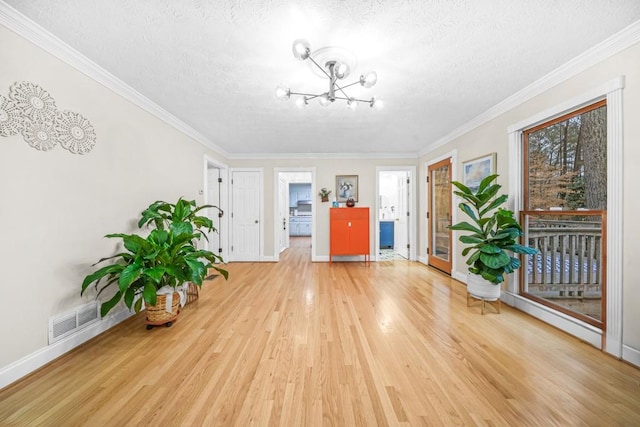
[371,97,384,110]
[318,94,331,107]
[334,62,350,79]
[347,98,358,110]
[292,39,311,60]
[275,86,290,100]
[360,71,378,88]
[295,97,308,108]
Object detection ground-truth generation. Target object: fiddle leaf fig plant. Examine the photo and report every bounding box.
[448,174,537,284]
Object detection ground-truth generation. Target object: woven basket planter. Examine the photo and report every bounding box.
[146,292,181,326]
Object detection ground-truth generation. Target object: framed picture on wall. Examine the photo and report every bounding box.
[336,175,358,202]
[463,153,496,192]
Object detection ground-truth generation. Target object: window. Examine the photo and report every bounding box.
[520,100,607,328]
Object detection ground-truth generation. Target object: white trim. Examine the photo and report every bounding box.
[375,166,417,261]
[605,82,625,358]
[203,155,230,263]
[419,21,640,157]
[0,2,228,157]
[507,78,625,358]
[0,308,132,389]
[228,152,418,160]
[417,256,428,266]
[452,271,467,284]
[273,167,316,262]
[507,77,625,133]
[622,345,640,368]
[501,293,602,348]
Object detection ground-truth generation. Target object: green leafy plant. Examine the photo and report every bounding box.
[138,197,219,238]
[82,199,228,317]
[318,187,331,198]
[448,174,537,284]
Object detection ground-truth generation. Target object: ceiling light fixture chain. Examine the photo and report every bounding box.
[276,39,383,110]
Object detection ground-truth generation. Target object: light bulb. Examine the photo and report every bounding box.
[295,97,308,108]
[347,98,358,110]
[334,62,350,79]
[370,97,384,110]
[318,94,331,107]
[360,71,378,88]
[275,86,290,100]
[292,39,311,60]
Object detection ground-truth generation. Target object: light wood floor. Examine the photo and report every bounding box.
[1,237,639,426]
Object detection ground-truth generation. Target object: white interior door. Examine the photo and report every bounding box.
[231,170,261,261]
[279,176,289,253]
[207,167,222,256]
[395,172,409,259]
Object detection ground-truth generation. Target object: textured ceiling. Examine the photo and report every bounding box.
[5,0,640,156]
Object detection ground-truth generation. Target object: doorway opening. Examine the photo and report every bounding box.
[204,156,229,263]
[375,167,416,262]
[274,169,315,262]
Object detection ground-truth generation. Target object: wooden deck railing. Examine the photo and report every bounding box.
[522,214,604,297]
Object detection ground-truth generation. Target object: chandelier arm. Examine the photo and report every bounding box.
[289,91,322,98]
[334,81,360,91]
[333,96,371,103]
[307,56,333,80]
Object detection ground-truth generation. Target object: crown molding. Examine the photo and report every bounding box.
[227,151,419,160]
[419,19,640,158]
[0,1,229,158]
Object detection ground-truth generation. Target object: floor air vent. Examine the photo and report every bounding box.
[48,301,100,344]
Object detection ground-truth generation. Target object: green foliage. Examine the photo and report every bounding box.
[82,198,228,317]
[138,198,219,240]
[449,175,537,284]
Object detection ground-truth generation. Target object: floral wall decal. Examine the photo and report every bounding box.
[22,120,57,151]
[10,82,57,123]
[0,81,97,154]
[0,94,24,137]
[55,110,96,154]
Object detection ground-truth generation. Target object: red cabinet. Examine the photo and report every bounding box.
[330,207,370,264]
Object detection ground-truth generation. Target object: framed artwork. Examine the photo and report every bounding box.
[463,153,496,192]
[336,175,358,202]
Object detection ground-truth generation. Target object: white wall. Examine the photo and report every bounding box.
[0,24,227,369]
[230,158,417,260]
[419,41,640,360]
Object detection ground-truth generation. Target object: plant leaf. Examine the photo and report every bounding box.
[100,291,122,317]
[479,251,510,269]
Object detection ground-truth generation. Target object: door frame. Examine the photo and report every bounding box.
[229,167,264,262]
[375,166,417,261]
[427,157,453,274]
[425,150,458,274]
[203,155,229,263]
[273,167,316,262]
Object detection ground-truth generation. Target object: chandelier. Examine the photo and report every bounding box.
[275,39,383,110]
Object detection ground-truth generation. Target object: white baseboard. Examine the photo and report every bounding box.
[260,256,277,262]
[622,344,640,368]
[452,271,467,283]
[501,292,602,349]
[417,256,428,265]
[0,308,133,390]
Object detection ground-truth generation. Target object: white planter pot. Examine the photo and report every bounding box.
[467,273,501,301]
